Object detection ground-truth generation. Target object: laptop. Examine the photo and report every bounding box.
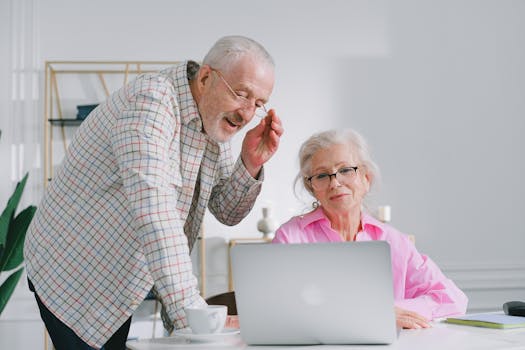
[231,241,397,345]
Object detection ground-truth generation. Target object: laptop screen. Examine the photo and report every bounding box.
[231,241,397,345]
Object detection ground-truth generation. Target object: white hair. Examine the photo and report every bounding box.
[295,129,381,202]
[202,35,275,72]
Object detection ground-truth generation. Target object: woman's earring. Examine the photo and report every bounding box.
[312,200,319,209]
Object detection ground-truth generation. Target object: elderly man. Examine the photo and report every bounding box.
[25,35,283,349]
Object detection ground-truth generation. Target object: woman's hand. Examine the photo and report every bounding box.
[225,315,239,329]
[395,307,431,329]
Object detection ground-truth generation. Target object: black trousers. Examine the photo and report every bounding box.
[29,279,132,350]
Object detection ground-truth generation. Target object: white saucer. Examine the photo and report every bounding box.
[172,328,240,342]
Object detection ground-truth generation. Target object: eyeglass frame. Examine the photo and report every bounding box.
[306,166,359,190]
[210,67,268,118]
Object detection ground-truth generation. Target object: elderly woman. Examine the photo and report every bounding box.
[273,129,468,329]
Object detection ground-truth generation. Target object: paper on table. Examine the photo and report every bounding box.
[445,312,525,329]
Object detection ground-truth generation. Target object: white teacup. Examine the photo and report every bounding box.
[184,305,227,334]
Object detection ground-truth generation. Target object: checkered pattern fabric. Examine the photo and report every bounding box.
[24,61,262,348]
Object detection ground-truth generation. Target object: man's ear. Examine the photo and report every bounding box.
[197,64,213,90]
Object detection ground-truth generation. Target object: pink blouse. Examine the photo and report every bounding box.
[272,208,468,320]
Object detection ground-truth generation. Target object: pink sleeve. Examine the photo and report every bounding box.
[272,225,290,244]
[396,244,468,320]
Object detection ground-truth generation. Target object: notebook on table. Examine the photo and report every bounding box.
[445,313,525,329]
[231,241,397,345]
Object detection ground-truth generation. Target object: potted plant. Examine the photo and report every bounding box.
[0,156,37,314]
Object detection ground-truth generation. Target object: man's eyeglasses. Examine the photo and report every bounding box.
[307,166,359,190]
[211,68,268,118]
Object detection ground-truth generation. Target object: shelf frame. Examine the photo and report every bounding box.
[43,60,180,185]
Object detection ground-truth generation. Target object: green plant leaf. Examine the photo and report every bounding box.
[0,173,29,246]
[0,206,36,271]
[0,267,24,315]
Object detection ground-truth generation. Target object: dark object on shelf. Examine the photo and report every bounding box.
[504,301,525,317]
[48,119,83,126]
[76,104,99,120]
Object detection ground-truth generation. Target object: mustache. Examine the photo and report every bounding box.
[224,112,246,127]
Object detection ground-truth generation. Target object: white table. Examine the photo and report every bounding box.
[126,320,525,350]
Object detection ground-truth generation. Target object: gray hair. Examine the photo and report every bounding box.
[202,35,275,73]
[295,129,381,199]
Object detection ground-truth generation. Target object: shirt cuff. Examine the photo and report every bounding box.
[234,156,264,184]
[172,294,208,330]
[395,297,436,320]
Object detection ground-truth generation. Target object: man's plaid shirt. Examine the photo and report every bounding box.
[24,61,262,348]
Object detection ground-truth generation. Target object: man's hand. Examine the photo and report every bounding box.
[241,109,283,178]
[395,307,431,329]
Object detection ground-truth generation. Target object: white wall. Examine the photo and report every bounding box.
[0,0,12,201]
[1,0,525,348]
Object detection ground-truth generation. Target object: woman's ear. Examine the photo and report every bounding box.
[362,171,371,193]
[304,178,315,197]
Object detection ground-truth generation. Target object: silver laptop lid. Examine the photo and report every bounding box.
[231,241,397,345]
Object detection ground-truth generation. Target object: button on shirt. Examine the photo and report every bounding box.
[272,207,468,320]
[24,61,263,348]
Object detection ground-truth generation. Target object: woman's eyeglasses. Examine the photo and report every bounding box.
[307,166,359,190]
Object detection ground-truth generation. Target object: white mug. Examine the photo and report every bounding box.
[184,305,227,334]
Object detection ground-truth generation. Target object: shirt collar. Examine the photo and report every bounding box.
[360,211,385,240]
[173,61,202,127]
[297,207,330,230]
[299,207,385,240]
